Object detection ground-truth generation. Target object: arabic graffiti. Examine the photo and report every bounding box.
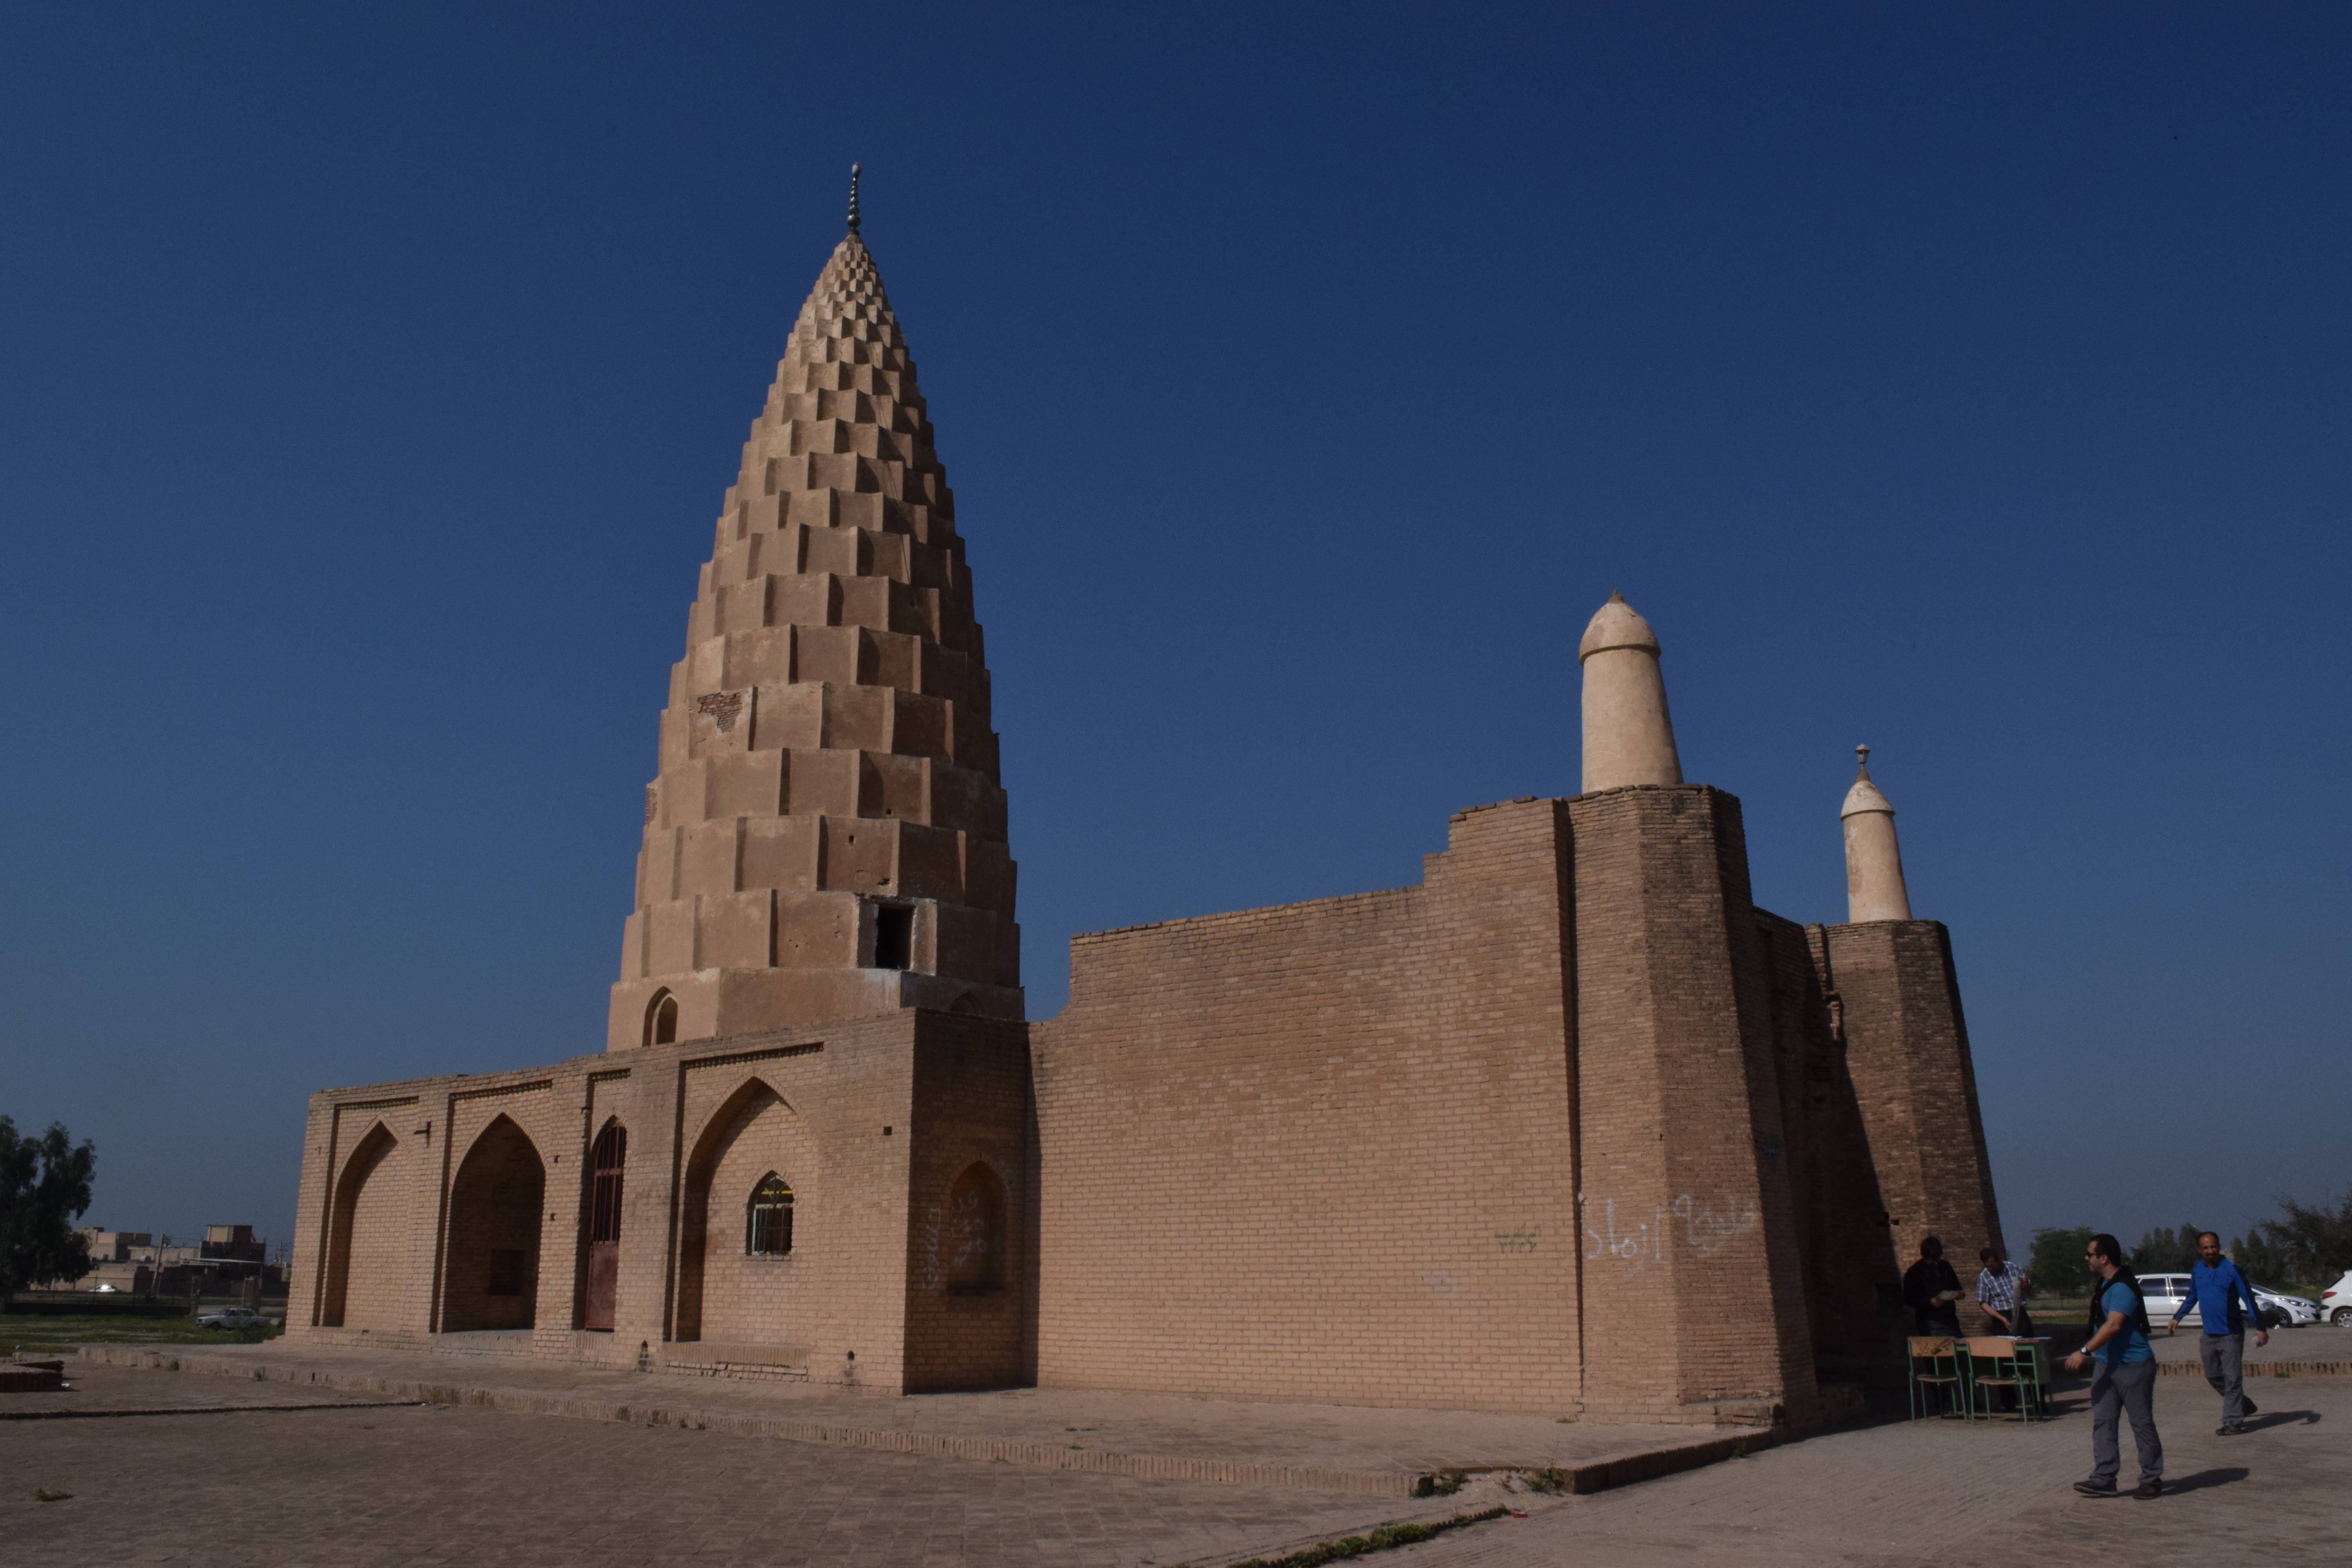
[1583,1191,1761,1266]
[1493,1229,1539,1254]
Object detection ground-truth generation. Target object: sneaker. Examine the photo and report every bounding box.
[2135,1481,2163,1499]
[2073,1481,2118,1498]
[2218,1424,2247,1436]
[2242,1396,2258,1417]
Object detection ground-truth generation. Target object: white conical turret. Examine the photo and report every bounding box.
[1579,592,1684,793]
[1840,745,1913,922]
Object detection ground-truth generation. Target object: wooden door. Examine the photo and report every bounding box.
[584,1122,626,1332]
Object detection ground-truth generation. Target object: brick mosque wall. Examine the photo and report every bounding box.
[1031,799,1584,1416]
[1562,785,1818,1426]
[286,1012,1032,1396]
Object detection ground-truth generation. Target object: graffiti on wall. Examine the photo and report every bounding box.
[1581,1191,1760,1268]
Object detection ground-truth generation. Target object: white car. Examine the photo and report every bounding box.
[2255,1287,2321,1327]
[2322,1271,2352,1328]
[194,1306,272,1330]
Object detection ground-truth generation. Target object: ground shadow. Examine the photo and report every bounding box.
[2163,1467,2249,1495]
[2244,1409,2321,1430]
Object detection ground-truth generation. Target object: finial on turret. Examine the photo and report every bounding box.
[1840,743,1911,921]
[846,163,862,233]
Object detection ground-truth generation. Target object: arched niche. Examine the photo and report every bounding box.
[942,1161,1007,1295]
[673,1078,813,1346]
[441,1114,546,1332]
[321,1123,399,1329]
[644,989,678,1047]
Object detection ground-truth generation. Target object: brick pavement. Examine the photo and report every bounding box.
[1393,1375,2352,1567]
[3,1373,1403,1567]
[70,1341,1738,1495]
[7,1364,2348,1564]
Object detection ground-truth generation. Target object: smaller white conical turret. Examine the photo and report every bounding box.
[1840,745,1913,922]
[1579,592,1684,793]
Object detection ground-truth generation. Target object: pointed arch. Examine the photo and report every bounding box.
[321,1122,398,1328]
[441,1114,546,1332]
[673,1077,805,1344]
[943,1161,1007,1296]
[644,988,678,1047]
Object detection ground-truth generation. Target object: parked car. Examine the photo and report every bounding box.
[194,1306,272,1330]
[2254,1287,2321,1327]
[89,1283,119,1293]
[2136,1272,2292,1330]
[2322,1270,2352,1328]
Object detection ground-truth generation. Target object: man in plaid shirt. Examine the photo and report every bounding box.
[1976,1245,2033,1336]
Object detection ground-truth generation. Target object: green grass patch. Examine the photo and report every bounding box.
[1,1313,285,1355]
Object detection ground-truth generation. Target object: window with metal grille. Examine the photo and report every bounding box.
[747,1172,794,1256]
[589,1122,627,1245]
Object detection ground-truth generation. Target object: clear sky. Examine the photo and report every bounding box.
[3,4,2346,1267]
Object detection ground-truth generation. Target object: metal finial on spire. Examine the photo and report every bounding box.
[1855,744,1872,776]
[846,163,861,233]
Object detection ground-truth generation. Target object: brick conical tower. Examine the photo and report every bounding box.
[610,201,1021,1051]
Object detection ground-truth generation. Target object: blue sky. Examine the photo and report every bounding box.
[3,3,2346,1266]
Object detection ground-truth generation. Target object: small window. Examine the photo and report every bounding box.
[874,906,912,971]
[644,989,678,1047]
[486,1249,528,1297]
[747,1172,794,1256]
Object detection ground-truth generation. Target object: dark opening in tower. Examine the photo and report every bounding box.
[874,906,913,971]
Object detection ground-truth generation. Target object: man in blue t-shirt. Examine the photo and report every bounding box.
[2167,1230,2269,1435]
[2064,1233,2163,1499]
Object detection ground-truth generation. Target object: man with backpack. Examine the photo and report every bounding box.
[2064,1233,2163,1499]
[2166,1230,2268,1436]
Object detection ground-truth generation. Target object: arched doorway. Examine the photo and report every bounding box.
[582,1119,626,1332]
[441,1116,546,1332]
[321,1123,398,1328]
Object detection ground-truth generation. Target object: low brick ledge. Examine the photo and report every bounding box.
[2156,1359,2352,1379]
[77,1346,1753,1499]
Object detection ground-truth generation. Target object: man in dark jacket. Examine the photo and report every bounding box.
[1903,1236,1963,1336]
[2167,1231,2269,1436]
[2066,1233,2163,1499]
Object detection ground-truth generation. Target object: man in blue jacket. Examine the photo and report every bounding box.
[2167,1231,2269,1436]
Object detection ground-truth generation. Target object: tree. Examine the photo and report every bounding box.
[2231,1189,2352,1290]
[0,1117,97,1297]
[2131,1223,2202,1274]
[2029,1226,2095,1298]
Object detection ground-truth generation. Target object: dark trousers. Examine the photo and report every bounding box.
[2200,1332,2250,1428]
[2089,1360,2163,1488]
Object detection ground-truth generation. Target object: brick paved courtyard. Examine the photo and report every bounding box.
[4,1360,2347,1565]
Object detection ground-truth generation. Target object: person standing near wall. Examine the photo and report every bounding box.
[1975,1245,2034,1336]
[2065,1234,2163,1499]
[1903,1236,1963,1336]
[2168,1230,2268,1436]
